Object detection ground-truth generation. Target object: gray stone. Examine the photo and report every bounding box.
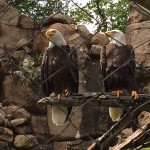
[31,116,49,142]
[126,21,150,75]
[11,50,26,61]
[0,127,13,144]
[0,44,6,59]
[16,39,28,48]
[128,8,149,25]
[91,32,110,46]
[10,118,28,126]
[20,14,35,29]
[0,112,5,125]
[77,25,91,47]
[42,14,75,27]
[14,134,38,149]
[2,106,31,124]
[0,0,7,7]
[138,111,150,127]
[0,2,34,51]
[0,5,20,26]
[0,141,9,150]
[2,75,46,115]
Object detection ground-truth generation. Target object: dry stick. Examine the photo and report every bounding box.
[87,100,150,150]
[37,93,150,108]
[132,129,150,150]
[112,123,150,150]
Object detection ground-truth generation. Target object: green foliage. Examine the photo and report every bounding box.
[7,0,63,19]
[142,148,150,150]
[72,0,131,31]
[6,0,131,31]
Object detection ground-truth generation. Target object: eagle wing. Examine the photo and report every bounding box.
[69,46,79,93]
[100,45,109,91]
[100,44,137,92]
[41,45,78,96]
[126,44,136,76]
[41,48,52,96]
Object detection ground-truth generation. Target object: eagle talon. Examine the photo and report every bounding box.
[131,91,138,100]
[112,90,122,97]
[57,94,61,100]
[64,89,70,96]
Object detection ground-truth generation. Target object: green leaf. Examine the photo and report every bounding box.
[142,148,150,150]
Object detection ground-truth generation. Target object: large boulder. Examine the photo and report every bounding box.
[128,8,149,24]
[14,134,38,149]
[91,32,110,46]
[0,1,35,51]
[0,127,13,144]
[126,7,150,92]
[41,14,75,27]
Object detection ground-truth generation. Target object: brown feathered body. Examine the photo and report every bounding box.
[41,45,78,96]
[41,45,78,126]
[100,43,138,121]
[100,44,138,93]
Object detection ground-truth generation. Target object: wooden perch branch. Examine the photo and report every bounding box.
[37,93,150,110]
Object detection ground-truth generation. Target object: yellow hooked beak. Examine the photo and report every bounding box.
[41,29,54,38]
[45,30,55,38]
[105,31,113,36]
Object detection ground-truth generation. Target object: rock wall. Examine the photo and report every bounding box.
[0,0,149,149]
[126,8,150,93]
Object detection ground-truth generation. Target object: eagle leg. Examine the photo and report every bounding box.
[112,90,122,97]
[64,89,70,96]
[56,94,61,100]
[131,91,139,100]
[49,92,61,100]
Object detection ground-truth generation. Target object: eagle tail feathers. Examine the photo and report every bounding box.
[51,105,69,126]
[109,107,124,122]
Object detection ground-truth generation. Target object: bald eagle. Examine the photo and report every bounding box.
[41,29,78,126]
[100,29,138,122]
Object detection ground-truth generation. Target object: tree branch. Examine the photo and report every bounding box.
[37,93,150,109]
[111,123,150,150]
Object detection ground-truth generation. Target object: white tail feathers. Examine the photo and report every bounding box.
[109,107,124,122]
[51,106,68,126]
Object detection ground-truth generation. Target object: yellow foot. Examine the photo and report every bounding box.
[131,91,139,100]
[50,93,61,100]
[64,89,70,96]
[112,90,123,98]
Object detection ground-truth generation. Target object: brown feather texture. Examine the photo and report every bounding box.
[41,29,78,126]
[100,30,138,122]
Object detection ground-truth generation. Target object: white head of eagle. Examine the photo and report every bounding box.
[45,29,66,48]
[105,29,126,46]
